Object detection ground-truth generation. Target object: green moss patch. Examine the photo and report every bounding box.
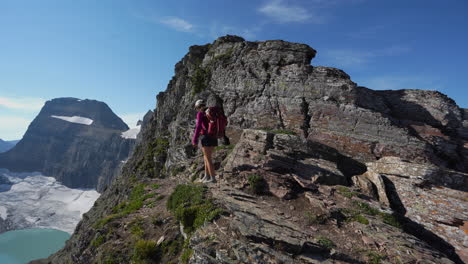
[181,248,193,264]
[305,212,328,225]
[316,236,336,250]
[167,184,224,233]
[132,240,160,263]
[129,217,145,237]
[137,137,170,178]
[95,183,155,228]
[91,234,106,248]
[263,129,297,135]
[248,174,267,194]
[351,201,402,228]
[215,144,235,152]
[337,186,361,199]
[191,66,210,95]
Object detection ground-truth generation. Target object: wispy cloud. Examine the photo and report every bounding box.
[0,115,32,140]
[323,45,411,67]
[159,16,194,32]
[119,112,147,128]
[135,12,195,33]
[0,97,45,111]
[258,0,323,23]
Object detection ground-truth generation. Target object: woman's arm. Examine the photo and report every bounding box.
[192,112,204,146]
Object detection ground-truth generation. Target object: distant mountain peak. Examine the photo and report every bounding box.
[0,97,136,191]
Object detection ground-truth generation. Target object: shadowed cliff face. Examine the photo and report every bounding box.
[0,97,135,191]
[33,36,467,264]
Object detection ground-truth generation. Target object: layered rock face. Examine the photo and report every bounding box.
[0,98,135,191]
[34,36,467,264]
[354,157,468,262]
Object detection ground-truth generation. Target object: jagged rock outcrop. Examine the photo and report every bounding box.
[354,157,468,262]
[0,98,135,191]
[32,36,467,264]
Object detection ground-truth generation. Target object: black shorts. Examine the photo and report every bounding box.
[201,135,218,147]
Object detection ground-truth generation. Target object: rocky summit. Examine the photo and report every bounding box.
[0,98,135,191]
[32,36,468,264]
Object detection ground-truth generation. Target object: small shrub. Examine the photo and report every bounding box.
[305,212,328,225]
[137,137,169,178]
[91,234,105,248]
[101,253,124,264]
[381,213,402,228]
[94,214,120,228]
[351,201,403,227]
[263,129,297,135]
[340,208,369,225]
[190,174,198,182]
[159,236,184,257]
[212,47,234,65]
[152,215,164,226]
[248,174,267,194]
[167,184,224,233]
[181,248,194,264]
[352,214,369,225]
[132,240,160,262]
[215,144,235,152]
[151,183,161,189]
[366,251,387,264]
[95,184,151,228]
[129,217,145,237]
[352,201,380,216]
[191,67,210,95]
[171,166,185,176]
[337,186,360,198]
[156,195,165,201]
[317,236,336,250]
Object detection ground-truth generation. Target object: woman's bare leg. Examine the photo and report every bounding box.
[205,146,216,178]
[201,147,209,180]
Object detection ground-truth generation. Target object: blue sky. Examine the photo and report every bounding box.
[0,0,467,140]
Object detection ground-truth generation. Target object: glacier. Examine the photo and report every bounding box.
[121,125,141,139]
[50,115,94,125]
[0,169,99,234]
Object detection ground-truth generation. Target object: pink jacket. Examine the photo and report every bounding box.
[192,111,208,145]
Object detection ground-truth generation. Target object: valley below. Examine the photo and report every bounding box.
[0,169,100,234]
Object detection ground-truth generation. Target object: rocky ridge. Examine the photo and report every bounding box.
[0,139,17,153]
[0,98,135,191]
[33,36,467,263]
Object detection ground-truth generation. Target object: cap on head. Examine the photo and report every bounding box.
[195,99,205,108]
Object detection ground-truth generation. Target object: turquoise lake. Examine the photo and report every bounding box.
[0,228,70,264]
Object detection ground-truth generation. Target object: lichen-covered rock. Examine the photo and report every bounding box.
[359,157,468,263]
[223,129,351,196]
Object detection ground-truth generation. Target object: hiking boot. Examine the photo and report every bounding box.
[196,173,208,183]
[202,176,215,184]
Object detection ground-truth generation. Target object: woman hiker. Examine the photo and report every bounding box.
[192,99,217,183]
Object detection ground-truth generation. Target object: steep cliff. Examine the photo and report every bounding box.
[0,98,135,191]
[33,36,467,263]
